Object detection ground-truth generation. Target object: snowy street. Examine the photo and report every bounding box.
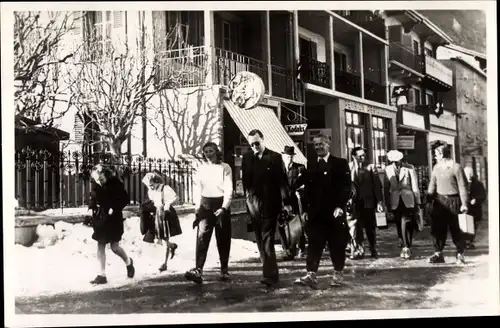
[14,213,492,313]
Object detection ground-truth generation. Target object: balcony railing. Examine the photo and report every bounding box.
[364,78,387,104]
[214,48,269,90]
[299,55,331,89]
[424,55,453,87]
[155,46,208,88]
[334,10,386,40]
[271,65,301,101]
[389,42,424,74]
[335,69,362,97]
[155,46,300,101]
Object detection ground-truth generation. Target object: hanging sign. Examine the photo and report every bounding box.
[397,135,415,150]
[228,71,266,110]
[284,123,308,136]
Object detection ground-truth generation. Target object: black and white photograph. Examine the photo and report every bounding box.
[2,1,498,326]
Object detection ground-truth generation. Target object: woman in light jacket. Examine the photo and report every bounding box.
[185,142,234,284]
[384,150,421,259]
[142,171,180,272]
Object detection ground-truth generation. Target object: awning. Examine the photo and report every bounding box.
[223,100,307,166]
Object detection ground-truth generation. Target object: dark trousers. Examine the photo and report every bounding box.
[431,194,465,254]
[394,198,415,248]
[354,200,377,251]
[306,215,349,272]
[250,210,279,281]
[195,197,231,272]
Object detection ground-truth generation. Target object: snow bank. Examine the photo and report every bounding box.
[14,214,260,297]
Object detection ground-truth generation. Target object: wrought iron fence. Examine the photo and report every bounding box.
[15,147,195,211]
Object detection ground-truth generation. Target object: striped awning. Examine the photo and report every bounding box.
[223,100,307,166]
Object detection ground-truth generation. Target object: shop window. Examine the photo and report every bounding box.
[346,111,368,159]
[372,116,389,169]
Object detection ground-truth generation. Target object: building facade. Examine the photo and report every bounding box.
[441,57,488,187]
[382,10,455,198]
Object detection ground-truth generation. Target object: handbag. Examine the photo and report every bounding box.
[277,196,307,250]
[161,185,183,237]
[375,211,388,229]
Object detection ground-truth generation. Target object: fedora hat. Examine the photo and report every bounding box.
[387,150,404,163]
[282,145,296,155]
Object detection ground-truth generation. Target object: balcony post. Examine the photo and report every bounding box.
[382,44,389,104]
[265,11,272,96]
[356,31,365,98]
[204,10,215,87]
[329,15,335,91]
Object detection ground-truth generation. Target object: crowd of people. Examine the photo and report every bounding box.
[85,130,486,288]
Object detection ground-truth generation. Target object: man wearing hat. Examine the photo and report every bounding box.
[279,146,307,260]
[384,150,421,259]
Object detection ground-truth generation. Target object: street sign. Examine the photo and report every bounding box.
[397,135,415,149]
[284,123,308,136]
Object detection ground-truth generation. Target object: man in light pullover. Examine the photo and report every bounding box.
[185,142,234,284]
[427,142,469,265]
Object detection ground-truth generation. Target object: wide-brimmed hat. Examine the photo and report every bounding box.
[387,150,404,162]
[282,145,296,155]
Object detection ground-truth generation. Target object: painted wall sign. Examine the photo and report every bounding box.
[430,110,457,131]
[228,71,266,110]
[397,135,415,150]
[402,110,426,130]
[344,100,394,118]
[284,124,308,136]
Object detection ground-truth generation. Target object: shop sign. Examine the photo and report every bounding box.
[344,100,394,118]
[306,128,332,144]
[284,123,308,136]
[228,71,266,110]
[402,110,426,130]
[430,110,456,131]
[397,135,415,150]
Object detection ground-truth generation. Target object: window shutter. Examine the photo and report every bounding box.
[112,11,126,51]
[113,11,124,28]
[72,11,83,35]
[74,113,85,143]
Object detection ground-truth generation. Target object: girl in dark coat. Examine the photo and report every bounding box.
[88,165,135,284]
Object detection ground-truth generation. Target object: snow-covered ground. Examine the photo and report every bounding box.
[14,214,260,298]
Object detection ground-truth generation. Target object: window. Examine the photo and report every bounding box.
[425,92,434,106]
[413,40,420,55]
[414,88,421,106]
[334,51,348,71]
[424,47,434,57]
[299,37,318,60]
[93,11,113,54]
[346,111,368,158]
[372,116,390,169]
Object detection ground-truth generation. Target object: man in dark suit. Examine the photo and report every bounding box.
[242,129,291,287]
[279,145,307,260]
[348,147,384,259]
[294,134,351,287]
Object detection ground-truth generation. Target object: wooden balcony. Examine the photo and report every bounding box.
[333,10,387,40]
[389,42,424,81]
[423,55,453,91]
[335,69,362,98]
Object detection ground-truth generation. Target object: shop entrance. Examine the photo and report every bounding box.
[397,128,430,204]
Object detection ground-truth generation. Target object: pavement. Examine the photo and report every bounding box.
[14,215,494,314]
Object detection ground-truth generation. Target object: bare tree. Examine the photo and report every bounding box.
[67,11,205,163]
[14,11,80,130]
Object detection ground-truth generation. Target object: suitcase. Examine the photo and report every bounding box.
[458,213,475,237]
[375,211,388,229]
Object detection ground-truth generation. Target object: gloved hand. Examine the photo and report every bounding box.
[193,211,201,229]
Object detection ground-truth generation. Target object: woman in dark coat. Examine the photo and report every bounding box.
[88,165,135,284]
